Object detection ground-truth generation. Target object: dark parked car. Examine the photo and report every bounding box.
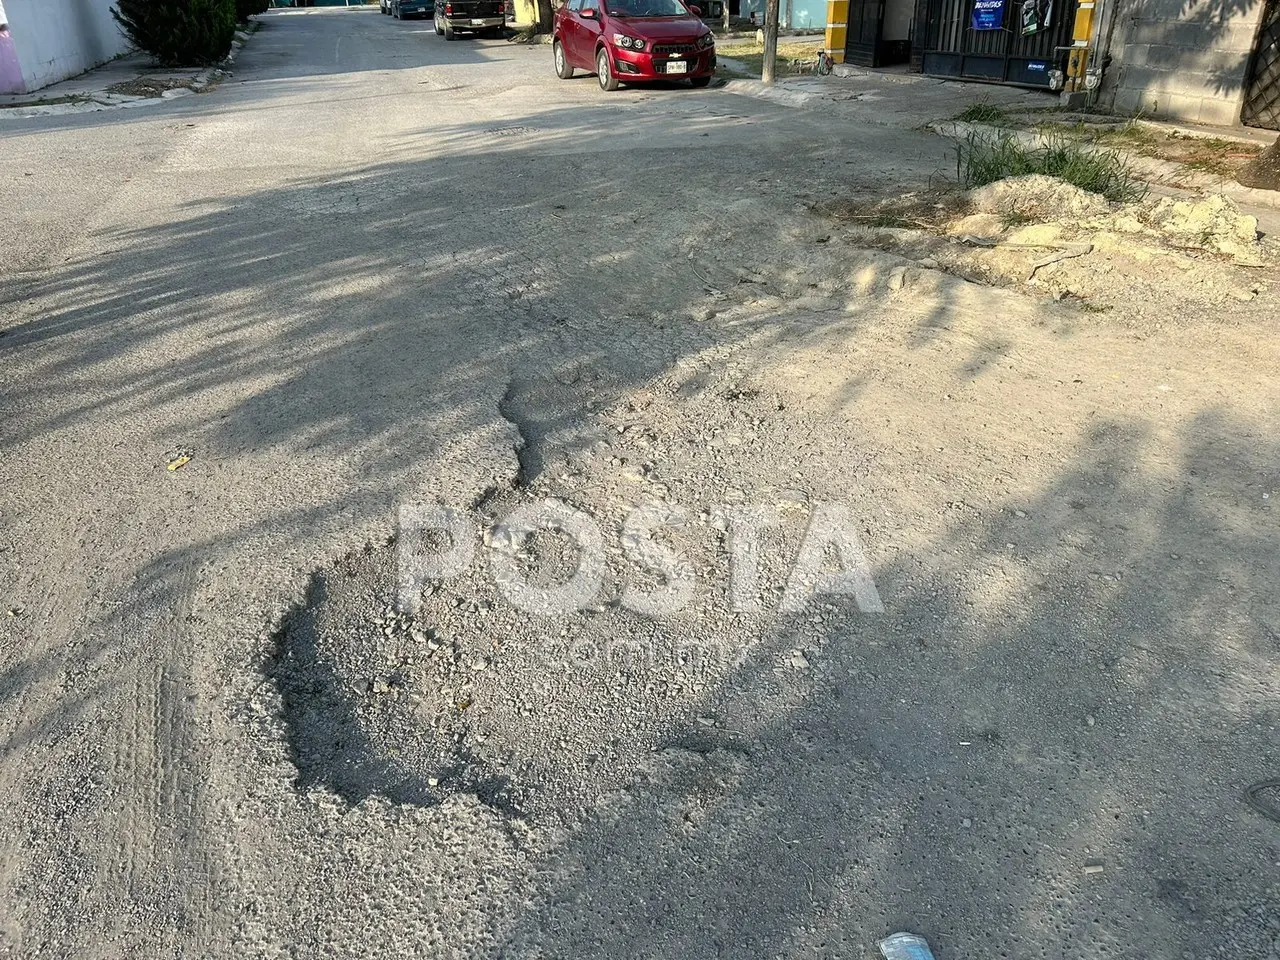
[434,0,506,38]
[386,0,435,18]
[553,0,715,91]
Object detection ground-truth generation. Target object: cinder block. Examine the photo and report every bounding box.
[1124,43,1155,67]
[1227,19,1267,51]
[1139,20,1212,47]
[1111,85,1158,116]
[1158,91,1207,120]
[1163,46,1249,78]
[1115,64,1179,92]
[1196,95,1243,126]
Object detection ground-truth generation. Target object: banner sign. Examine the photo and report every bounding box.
[971,0,1005,30]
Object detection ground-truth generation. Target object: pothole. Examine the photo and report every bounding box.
[269,550,522,815]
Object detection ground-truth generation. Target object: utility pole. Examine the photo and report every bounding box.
[760,0,779,83]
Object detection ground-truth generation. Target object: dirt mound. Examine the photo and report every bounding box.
[1137,194,1262,265]
[966,175,1114,219]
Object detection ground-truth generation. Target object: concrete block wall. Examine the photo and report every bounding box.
[1,0,130,94]
[1103,0,1267,125]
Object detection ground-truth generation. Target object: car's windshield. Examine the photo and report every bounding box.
[605,0,691,16]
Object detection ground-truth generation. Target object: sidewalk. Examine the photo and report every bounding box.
[721,66,1056,129]
[0,24,257,119]
[718,62,1280,216]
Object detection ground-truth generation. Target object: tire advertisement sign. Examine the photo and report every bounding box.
[971,0,1004,29]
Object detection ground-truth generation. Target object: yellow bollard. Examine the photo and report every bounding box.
[824,0,847,64]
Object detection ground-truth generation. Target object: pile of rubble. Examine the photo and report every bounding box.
[834,176,1273,318]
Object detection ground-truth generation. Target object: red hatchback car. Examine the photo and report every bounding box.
[553,0,717,91]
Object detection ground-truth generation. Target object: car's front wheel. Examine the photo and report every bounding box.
[554,40,574,79]
[596,47,619,91]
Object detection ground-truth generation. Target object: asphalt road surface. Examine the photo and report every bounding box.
[1,8,1277,959]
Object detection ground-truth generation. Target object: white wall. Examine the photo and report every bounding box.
[4,0,130,93]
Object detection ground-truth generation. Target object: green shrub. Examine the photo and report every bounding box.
[236,0,270,19]
[953,101,1009,125]
[112,0,237,67]
[956,130,1147,203]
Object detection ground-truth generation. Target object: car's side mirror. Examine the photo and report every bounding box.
[689,3,701,13]
[580,6,597,15]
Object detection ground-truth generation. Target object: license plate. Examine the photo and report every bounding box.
[665,60,688,74]
[471,18,487,24]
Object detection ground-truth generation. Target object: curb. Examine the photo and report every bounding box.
[505,29,553,44]
[831,62,926,85]
[719,76,821,108]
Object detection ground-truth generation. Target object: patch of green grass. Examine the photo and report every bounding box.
[1184,156,1234,178]
[954,101,1009,125]
[716,40,822,77]
[1033,119,1088,139]
[956,130,1148,203]
[1096,119,1162,152]
[1031,117,1260,180]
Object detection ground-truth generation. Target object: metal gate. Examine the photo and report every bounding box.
[844,0,913,66]
[911,0,1075,87]
[1242,0,1280,130]
[845,0,885,65]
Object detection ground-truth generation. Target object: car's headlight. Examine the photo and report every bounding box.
[697,32,715,48]
[612,33,644,49]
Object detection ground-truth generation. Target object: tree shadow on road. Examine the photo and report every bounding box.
[492,408,1280,959]
[1,82,1277,959]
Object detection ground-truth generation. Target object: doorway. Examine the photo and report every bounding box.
[844,0,912,66]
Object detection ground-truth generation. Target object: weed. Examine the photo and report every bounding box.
[954,101,1009,125]
[956,131,1148,203]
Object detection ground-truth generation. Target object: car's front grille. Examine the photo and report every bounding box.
[652,43,695,56]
